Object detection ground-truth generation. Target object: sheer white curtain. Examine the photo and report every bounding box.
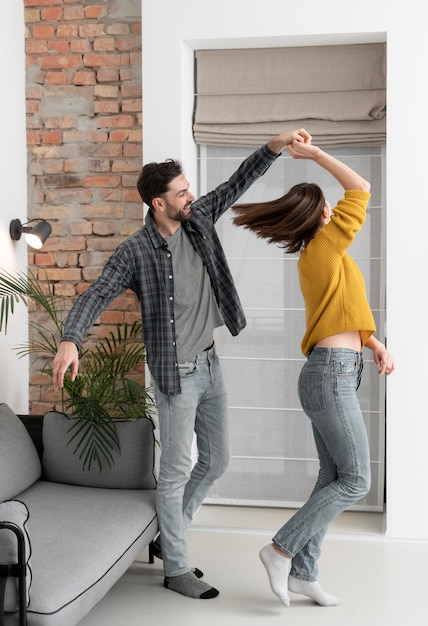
[200,145,386,511]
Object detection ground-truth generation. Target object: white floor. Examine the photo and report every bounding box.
[79,505,428,626]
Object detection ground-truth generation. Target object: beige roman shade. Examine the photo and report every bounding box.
[193,43,386,148]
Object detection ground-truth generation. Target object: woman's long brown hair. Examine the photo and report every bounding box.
[232,182,325,253]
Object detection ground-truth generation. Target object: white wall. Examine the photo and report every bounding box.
[0,4,29,412]
[2,0,425,539]
[142,0,428,539]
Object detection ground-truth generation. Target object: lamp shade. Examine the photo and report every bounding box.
[25,220,52,249]
[9,219,52,249]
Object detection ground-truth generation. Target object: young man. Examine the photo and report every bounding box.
[52,128,311,600]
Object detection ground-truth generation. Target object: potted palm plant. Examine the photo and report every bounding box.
[0,268,156,470]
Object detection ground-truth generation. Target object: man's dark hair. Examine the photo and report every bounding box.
[137,159,184,209]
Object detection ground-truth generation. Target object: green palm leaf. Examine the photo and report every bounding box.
[0,268,156,471]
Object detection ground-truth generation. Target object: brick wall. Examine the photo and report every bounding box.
[24,0,144,414]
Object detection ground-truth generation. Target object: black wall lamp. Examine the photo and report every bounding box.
[9,218,52,250]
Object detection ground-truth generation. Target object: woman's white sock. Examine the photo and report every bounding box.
[259,544,291,606]
[288,576,342,606]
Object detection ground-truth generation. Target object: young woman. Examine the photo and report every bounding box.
[232,139,395,607]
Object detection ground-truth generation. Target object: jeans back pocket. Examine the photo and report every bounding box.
[298,369,326,412]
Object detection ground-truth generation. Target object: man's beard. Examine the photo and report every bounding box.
[169,203,192,222]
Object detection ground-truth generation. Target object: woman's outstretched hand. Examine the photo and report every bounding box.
[288,140,320,160]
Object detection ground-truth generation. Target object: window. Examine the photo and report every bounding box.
[199,144,386,511]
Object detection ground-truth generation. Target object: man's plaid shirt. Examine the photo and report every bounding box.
[61,143,280,394]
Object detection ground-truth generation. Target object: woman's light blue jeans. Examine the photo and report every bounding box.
[151,344,230,577]
[273,347,371,582]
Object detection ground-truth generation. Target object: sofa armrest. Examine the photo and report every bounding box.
[0,522,27,626]
[0,501,32,626]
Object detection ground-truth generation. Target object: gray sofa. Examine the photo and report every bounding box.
[0,403,158,626]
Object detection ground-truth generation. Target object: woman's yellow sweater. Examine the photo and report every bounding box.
[298,189,376,356]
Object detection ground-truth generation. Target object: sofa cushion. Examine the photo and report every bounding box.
[14,481,157,625]
[0,499,32,611]
[42,411,157,489]
[0,404,42,502]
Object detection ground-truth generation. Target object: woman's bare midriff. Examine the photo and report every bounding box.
[315,330,362,352]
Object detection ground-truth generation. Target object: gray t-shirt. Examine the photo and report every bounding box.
[166,226,224,362]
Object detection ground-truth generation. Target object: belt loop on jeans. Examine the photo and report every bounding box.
[324,347,332,364]
[310,346,332,364]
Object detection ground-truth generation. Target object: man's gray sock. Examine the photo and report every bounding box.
[164,571,219,599]
[150,537,203,578]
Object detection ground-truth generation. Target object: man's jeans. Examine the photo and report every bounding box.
[152,344,230,577]
[274,347,371,582]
